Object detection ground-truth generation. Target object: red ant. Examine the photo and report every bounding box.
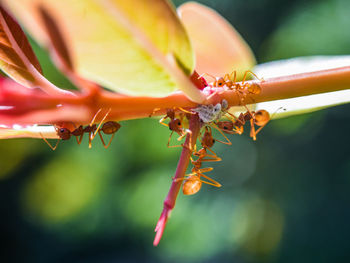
[201,70,263,104]
[158,108,193,149]
[217,120,244,135]
[40,124,87,150]
[173,156,222,195]
[172,125,233,195]
[222,107,271,140]
[40,108,120,150]
[193,125,231,160]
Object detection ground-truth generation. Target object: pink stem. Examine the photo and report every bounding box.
[153,113,200,246]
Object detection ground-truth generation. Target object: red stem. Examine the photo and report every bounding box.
[153,113,200,246]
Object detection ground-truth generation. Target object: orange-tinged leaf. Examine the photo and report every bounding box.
[0,6,42,87]
[4,0,205,102]
[37,6,73,73]
[178,2,256,80]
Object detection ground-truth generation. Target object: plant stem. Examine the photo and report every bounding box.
[2,66,350,127]
[153,113,200,246]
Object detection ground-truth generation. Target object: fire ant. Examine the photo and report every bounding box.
[158,108,193,149]
[226,107,271,141]
[201,70,263,104]
[40,108,121,150]
[217,120,244,135]
[173,156,222,195]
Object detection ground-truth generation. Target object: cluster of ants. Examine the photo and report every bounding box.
[41,70,272,196]
[41,109,121,150]
[160,71,272,195]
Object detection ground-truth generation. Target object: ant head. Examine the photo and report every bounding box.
[57,127,71,140]
[218,121,234,132]
[183,175,201,195]
[254,110,270,126]
[102,121,121,134]
[247,83,261,95]
[215,77,225,87]
[169,118,182,132]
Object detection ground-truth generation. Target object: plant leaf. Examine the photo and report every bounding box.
[0,6,43,88]
[3,0,205,101]
[178,2,256,80]
[0,125,57,139]
[37,6,74,73]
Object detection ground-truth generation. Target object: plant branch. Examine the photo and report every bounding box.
[1,66,350,127]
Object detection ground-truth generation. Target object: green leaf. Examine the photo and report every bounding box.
[4,0,205,101]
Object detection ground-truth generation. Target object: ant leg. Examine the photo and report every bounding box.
[231,70,237,82]
[210,123,232,145]
[89,108,102,127]
[198,72,216,81]
[254,123,268,138]
[197,172,222,187]
[223,73,230,81]
[206,147,219,158]
[69,123,84,145]
[242,70,264,83]
[172,174,192,183]
[199,155,222,162]
[246,70,264,82]
[226,111,246,127]
[249,118,257,141]
[177,107,195,115]
[98,130,116,149]
[168,131,192,151]
[241,71,249,84]
[40,133,60,150]
[75,134,84,145]
[149,107,161,117]
[177,129,193,151]
[167,131,178,148]
[232,126,244,135]
[197,167,214,173]
[91,108,112,141]
[159,116,169,127]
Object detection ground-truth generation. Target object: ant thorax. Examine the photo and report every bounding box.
[192,100,228,123]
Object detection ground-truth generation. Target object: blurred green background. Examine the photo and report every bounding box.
[1,0,350,262]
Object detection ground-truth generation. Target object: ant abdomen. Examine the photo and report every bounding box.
[102,121,121,134]
[183,175,201,195]
[254,110,270,126]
